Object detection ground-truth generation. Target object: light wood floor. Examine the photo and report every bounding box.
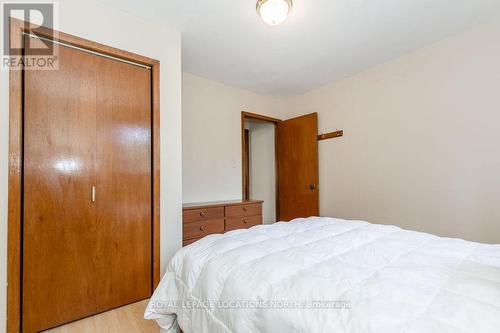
[42,299,160,333]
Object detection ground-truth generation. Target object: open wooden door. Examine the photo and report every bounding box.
[277,113,319,221]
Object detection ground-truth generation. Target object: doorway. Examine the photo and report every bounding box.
[242,113,279,223]
[241,111,320,223]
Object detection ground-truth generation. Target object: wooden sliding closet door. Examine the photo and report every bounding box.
[23,40,100,333]
[23,36,152,333]
[95,56,152,309]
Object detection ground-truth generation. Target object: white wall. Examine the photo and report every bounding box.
[0,0,183,330]
[248,122,276,224]
[284,21,500,244]
[183,73,283,203]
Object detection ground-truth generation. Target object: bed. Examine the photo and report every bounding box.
[145,217,500,333]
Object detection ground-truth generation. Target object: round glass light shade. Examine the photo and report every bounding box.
[257,0,292,26]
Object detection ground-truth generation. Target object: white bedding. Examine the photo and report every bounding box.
[145,217,500,333]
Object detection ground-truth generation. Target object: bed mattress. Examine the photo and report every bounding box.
[145,217,500,333]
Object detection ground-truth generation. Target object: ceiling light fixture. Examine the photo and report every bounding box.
[256,0,292,27]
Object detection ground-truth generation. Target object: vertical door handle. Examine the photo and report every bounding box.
[91,186,96,203]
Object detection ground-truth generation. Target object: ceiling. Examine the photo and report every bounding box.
[103,0,500,98]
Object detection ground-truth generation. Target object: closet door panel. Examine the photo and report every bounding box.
[95,57,152,309]
[23,39,99,333]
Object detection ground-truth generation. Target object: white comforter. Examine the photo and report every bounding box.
[145,217,500,333]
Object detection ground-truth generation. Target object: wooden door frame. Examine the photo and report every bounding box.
[7,18,161,333]
[241,111,281,221]
[243,129,250,200]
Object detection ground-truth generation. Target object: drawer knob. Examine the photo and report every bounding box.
[243,219,248,224]
[200,225,205,231]
[199,211,205,217]
[243,207,247,212]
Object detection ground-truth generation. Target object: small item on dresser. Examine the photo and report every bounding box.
[182,200,263,246]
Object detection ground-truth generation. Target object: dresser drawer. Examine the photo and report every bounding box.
[225,215,262,231]
[225,203,262,218]
[183,207,224,223]
[183,218,225,240]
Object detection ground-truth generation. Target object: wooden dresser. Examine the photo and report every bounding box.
[182,200,263,246]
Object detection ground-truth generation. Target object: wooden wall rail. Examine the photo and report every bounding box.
[318,130,343,141]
